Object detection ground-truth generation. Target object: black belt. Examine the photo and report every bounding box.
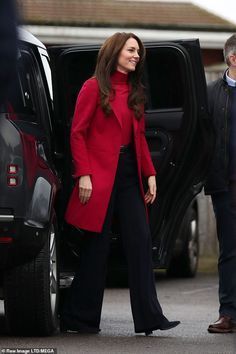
[120,144,132,153]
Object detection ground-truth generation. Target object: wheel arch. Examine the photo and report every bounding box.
[25,177,59,228]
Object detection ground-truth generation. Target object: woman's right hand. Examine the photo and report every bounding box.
[78,175,92,204]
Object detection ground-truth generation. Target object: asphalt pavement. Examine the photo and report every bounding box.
[0,269,235,354]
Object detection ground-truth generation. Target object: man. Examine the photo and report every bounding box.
[205,34,236,333]
[0,0,17,106]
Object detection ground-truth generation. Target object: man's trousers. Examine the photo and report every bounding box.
[211,181,236,320]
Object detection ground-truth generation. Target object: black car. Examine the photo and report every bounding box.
[0,29,214,335]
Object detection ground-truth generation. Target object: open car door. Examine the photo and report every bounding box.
[48,39,214,268]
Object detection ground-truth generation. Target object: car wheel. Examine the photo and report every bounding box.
[3,217,59,335]
[167,207,199,278]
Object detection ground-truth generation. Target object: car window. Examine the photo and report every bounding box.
[57,47,186,122]
[1,50,39,123]
[145,47,185,110]
[61,50,97,122]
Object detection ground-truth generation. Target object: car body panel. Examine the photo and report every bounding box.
[0,35,60,269]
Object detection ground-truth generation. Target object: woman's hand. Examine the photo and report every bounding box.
[144,175,157,204]
[78,175,92,204]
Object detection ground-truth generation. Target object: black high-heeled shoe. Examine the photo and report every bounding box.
[145,330,153,336]
[143,320,180,335]
[60,320,100,334]
[158,320,180,330]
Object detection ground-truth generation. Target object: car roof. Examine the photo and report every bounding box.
[18,27,46,50]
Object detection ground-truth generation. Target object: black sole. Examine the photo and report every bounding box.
[138,320,181,335]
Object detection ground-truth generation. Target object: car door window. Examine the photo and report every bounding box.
[1,50,40,123]
[62,50,97,124]
[145,47,185,110]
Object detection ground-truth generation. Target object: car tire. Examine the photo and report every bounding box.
[3,216,59,336]
[167,207,199,278]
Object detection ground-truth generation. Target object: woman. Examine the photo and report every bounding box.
[62,32,180,335]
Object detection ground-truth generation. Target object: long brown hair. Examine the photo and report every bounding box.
[94,32,146,119]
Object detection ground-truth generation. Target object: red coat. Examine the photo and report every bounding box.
[65,77,156,233]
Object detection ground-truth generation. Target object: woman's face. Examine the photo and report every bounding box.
[116,37,140,74]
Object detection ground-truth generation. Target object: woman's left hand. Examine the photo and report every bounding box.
[144,175,157,204]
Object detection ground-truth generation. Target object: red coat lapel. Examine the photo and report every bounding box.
[110,100,122,128]
[110,100,139,134]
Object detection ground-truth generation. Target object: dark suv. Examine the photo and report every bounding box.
[0,29,214,335]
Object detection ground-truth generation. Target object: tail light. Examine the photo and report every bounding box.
[0,236,13,244]
[7,164,19,187]
[7,176,18,186]
[7,164,18,174]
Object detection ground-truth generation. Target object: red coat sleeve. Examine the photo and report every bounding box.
[140,115,156,177]
[70,78,99,178]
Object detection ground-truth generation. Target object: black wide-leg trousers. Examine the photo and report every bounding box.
[211,181,236,320]
[62,147,167,333]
